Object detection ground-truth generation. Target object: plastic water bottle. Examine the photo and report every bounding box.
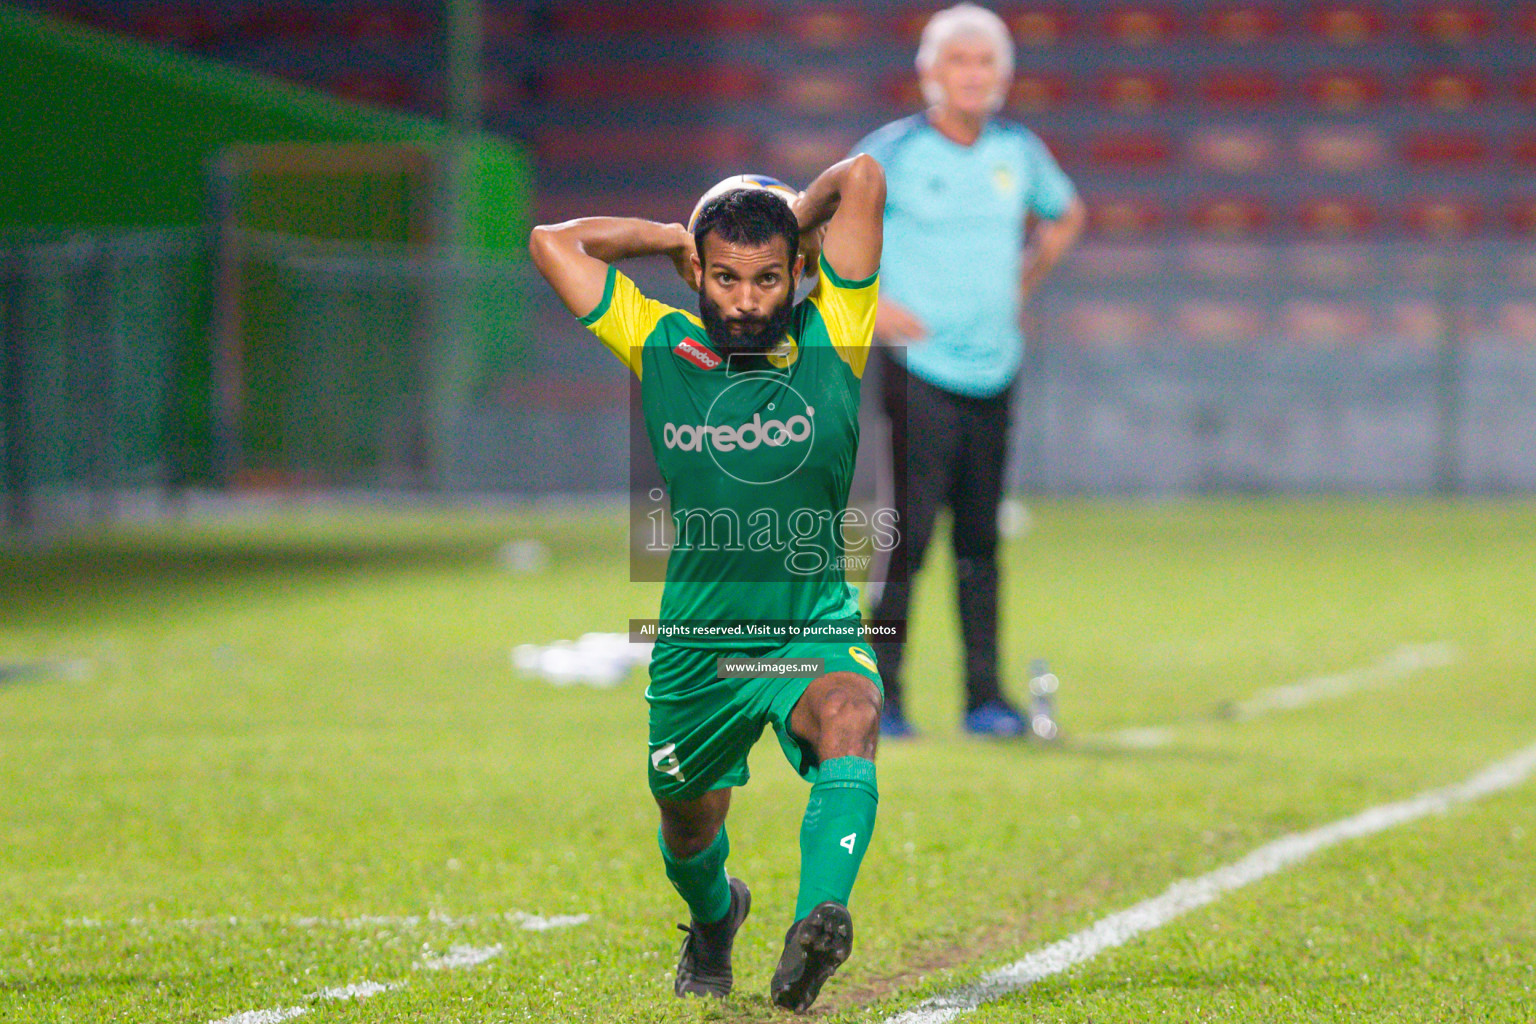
[1027,658,1061,741]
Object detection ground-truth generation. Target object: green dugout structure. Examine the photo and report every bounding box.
[0,6,531,526]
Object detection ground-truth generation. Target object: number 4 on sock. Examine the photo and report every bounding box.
[840,832,858,854]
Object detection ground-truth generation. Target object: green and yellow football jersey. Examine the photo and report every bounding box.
[579,254,878,648]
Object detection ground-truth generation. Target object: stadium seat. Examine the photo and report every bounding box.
[1008,73,1071,112]
[1096,71,1174,111]
[1518,6,1536,41]
[1306,3,1391,44]
[329,71,420,110]
[1411,3,1492,44]
[881,73,924,110]
[1088,132,1174,171]
[1305,70,1386,111]
[1296,126,1388,173]
[339,5,435,47]
[1516,134,1536,166]
[535,126,757,169]
[542,63,764,103]
[1062,300,1159,346]
[129,5,223,49]
[1189,197,1272,238]
[765,129,858,181]
[1199,69,1282,106]
[1489,302,1536,344]
[1404,198,1485,237]
[550,2,768,36]
[1297,198,1380,237]
[1203,4,1284,44]
[1508,197,1536,235]
[1278,300,1374,345]
[786,5,868,49]
[1004,7,1079,47]
[1101,5,1181,45]
[1179,240,1271,281]
[1188,128,1279,175]
[777,71,869,114]
[1176,300,1267,344]
[1518,72,1536,108]
[1402,130,1489,168]
[1087,198,1168,237]
[236,6,324,43]
[1409,70,1489,111]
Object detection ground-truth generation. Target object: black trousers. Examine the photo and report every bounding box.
[870,346,1010,714]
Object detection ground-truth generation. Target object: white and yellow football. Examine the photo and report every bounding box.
[686,174,799,232]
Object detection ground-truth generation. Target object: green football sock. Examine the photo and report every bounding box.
[659,824,732,924]
[794,756,879,921]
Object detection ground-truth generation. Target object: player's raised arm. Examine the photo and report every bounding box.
[791,154,885,283]
[528,217,698,318]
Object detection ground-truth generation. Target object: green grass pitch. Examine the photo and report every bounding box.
[2,499,1534,1022]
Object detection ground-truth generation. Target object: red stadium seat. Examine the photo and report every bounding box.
[1188,128,1279,174]
[1096,71,1174,111]
[1278,300,1374,345]
[1062,301,1159,346]
[1189,197,1272,237]
[1100,6,1181,45]
[543,63,764,104]
[1518,6,1536,41]
[1304,70,1386,111]
[339,5,435,47]
[1512,137,1536,169]
[129,5,223,48]
[1176,300,1267,344]
[1404,198,1485,238]
[535,127,757,169]
[1087,198,1168,237]
[765,130,858,181]
[1203,4,1284,43]
[329,71,420,109]
[1088,132,1174,170]
[1411,4,1492,43]
[1409,70,1489,111]
[777,71,869,114]
[1517,72,1536,108]
[881,73,924,109]
[1297,198,1380,237]
[1402,130,1489,168]
[786,5,868,48]
[1297,126,1389,173]
[1306,4,1391,44]
[237,6,324,43]
[1007,73,1072,112]
[551,3,768,36]
[1005,7,1080,47]
[1199,70,1282,106]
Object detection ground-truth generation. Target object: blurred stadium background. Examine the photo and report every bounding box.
[3,0,1535,532]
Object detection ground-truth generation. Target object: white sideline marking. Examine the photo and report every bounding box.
[1100,642,1457,748]
[420,944,504,971]
[882,738,1536,1024]
[515,912,590,931]
[207,944,507,1023]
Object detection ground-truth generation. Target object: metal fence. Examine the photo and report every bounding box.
[4,231,1534,531]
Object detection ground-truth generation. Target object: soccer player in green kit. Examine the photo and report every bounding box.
[528,153,885,1013]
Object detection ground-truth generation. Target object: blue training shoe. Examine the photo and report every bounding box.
[963,699,1028,737]
[878,706,918,739]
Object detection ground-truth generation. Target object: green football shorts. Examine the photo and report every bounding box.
[645,626,884,802]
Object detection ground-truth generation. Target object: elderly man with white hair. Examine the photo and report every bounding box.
[853,2,1085,739]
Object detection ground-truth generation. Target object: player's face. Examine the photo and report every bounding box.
[695,234,803,353]
[927,34,1005,117]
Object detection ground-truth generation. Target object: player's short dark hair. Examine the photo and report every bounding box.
[693,189,800,265]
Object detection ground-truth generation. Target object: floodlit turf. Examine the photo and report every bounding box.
[1,499,1533,1023]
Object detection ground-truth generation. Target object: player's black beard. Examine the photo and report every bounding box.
[699,293,794,355]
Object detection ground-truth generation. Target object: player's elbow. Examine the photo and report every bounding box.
[528,224,560,274]
[845,154,886,205]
